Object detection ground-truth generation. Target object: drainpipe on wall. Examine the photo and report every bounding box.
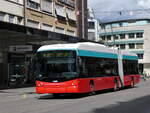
[23,0,26,26]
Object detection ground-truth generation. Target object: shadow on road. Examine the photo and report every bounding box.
[37,93,90,100]
[93,95,150,113]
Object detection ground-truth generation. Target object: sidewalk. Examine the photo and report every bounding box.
[0,86,36,95]
[0,84,35,90]
[0,85,9,90]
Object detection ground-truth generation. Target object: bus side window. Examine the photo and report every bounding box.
[103,59,118,76]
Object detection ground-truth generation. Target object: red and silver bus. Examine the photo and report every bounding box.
[35,42,140,96]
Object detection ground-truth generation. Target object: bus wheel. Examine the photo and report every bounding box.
[114,81,119,91]
[130,80,135,88]
[89,81,95,95]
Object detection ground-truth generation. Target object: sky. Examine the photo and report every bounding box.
[88,0,150,23]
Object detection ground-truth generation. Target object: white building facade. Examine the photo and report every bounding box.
[88,19,100,41]
[0,0,24,25]
[0,0,77,37]
[100,19,150,75]
[87,8,100,41]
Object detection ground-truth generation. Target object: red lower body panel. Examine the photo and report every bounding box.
[36,75,141,94]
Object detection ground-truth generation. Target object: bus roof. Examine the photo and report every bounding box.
[38,42,116,53]
[37,42,137,57]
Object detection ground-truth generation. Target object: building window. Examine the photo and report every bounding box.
[120,44,126,49]
[105,24,111,29]
[116,44,119,48]
[129,43,135,49]
[88,22,95,29]
[101,25,105,29]
[41,23,53,31]
[17,0,20,3]
[67,30,75,36]
[41,0,52,14]
[27,19,40,29]
[9,15,15,23]
[136,21,148,26]
[9,0,21,3]
[136,32,143,38]
[55,27,64,34]
[66,8,76,21]
[122,22,128,27]
[137,54,143,59]
[55,4,66,18]
[101,36,106,41]
[113,35,119,40]
[111,23,120,28]
[0,12,5,21]
[88,32,95,41]
[136,43,143,49]
[109,45,113,48]
[120,34,125,39]
[27,0,40,10]
[128,33,135,39]
[119,23,123,27]
[107,35,111,40]
[57,0,75,7]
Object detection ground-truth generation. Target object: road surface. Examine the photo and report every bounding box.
[0,79,150,113]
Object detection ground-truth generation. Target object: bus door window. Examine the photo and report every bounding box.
[102,59,118,76]
[78,57,88,77]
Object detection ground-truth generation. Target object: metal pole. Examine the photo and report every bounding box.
[82,0,85,39]
[110,24,115,48]
[23,0,26,26]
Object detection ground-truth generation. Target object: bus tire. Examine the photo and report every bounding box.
[89,81,95,95]
[130,78,135,88]
[114,80,119,91]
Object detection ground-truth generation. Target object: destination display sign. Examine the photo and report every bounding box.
[43,52,70,57]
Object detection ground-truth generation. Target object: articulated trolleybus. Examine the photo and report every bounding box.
[35,42,140,96]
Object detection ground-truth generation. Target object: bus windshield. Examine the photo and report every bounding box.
[34,50,77,82]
